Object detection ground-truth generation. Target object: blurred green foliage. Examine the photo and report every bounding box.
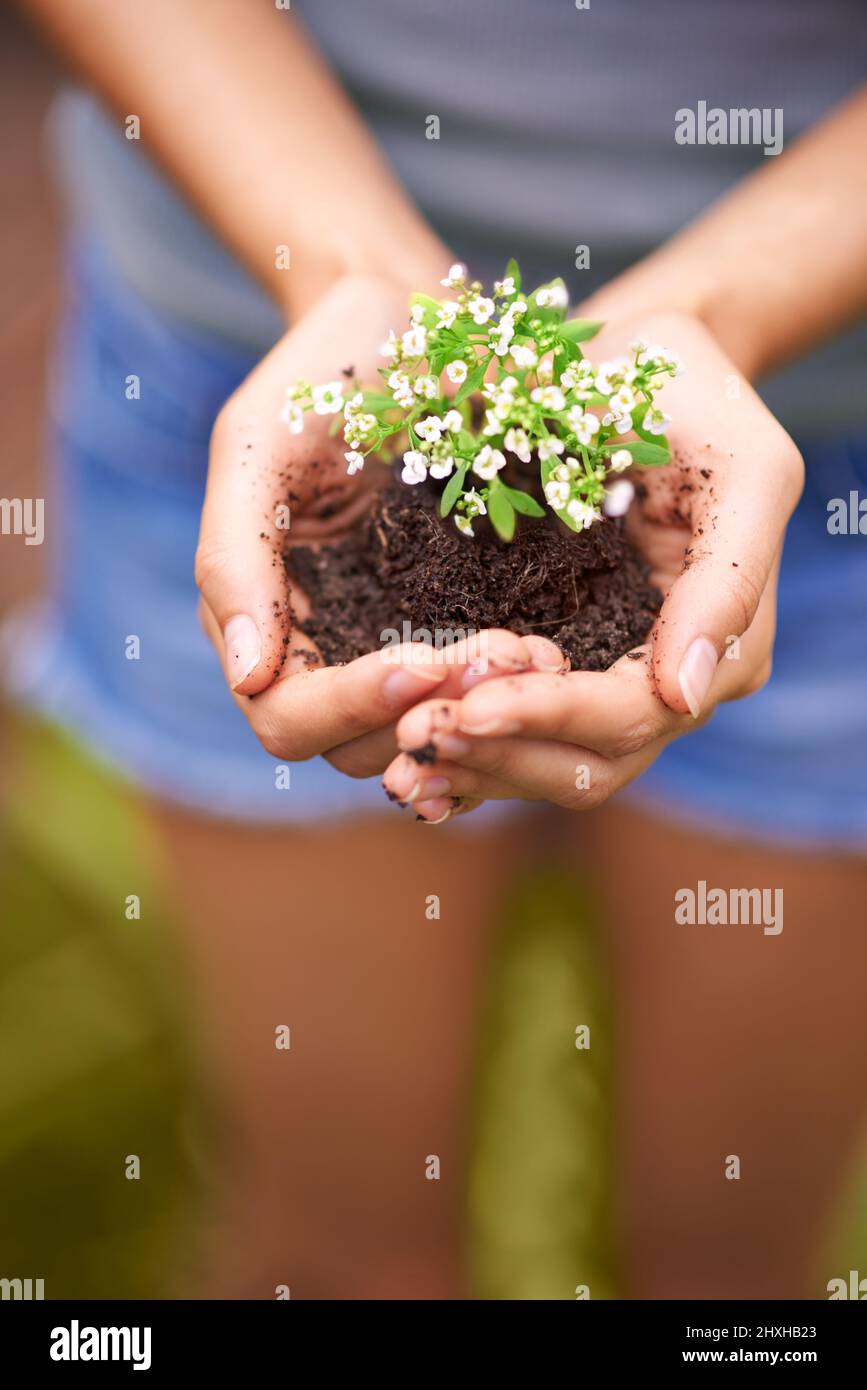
[0,715,202,1298]
[467,865,620,1299]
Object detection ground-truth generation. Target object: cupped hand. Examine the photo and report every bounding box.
[381,310,805,818]
[195,272,560,773]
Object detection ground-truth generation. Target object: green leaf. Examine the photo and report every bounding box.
[487,479,516,541]
[439,459,471,517]
[360,392,399,413]
[501,484,545,517]
[409,292,442,327]
[599,440,670,467]
[454,352,492,405]
[559,319,603,344]
[504,258,522,293]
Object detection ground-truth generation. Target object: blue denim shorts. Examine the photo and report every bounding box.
[6,242,867,844]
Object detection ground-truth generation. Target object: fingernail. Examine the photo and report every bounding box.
[383,666,447,704]
[678,636,719,718]
[458,715,520,736]
[434,734,472,759]
[461,657,527,690]
[224,614,262,689]
[415,797,453,825]
[531,653,568,673]
[411,775,451,802]
[524,637,568,672]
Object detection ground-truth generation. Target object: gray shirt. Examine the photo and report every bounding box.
[50,0,867,433]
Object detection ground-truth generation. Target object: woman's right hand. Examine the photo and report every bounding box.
[195,271,562,777]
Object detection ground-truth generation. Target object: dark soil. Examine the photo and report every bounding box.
[287,471,661,671]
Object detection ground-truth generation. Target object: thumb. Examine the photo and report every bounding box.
[650,501,780,719]
[195,398,292,696]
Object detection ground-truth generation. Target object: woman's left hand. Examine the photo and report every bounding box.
[381,311,805,821]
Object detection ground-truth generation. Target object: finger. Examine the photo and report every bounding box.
[226,642,460,761]
[451,654,691,757]
[394,725,668,809]
[641,373,801,719]
[383,748,517,804]
[196,391,300,697]
[414,794,485,825]
[195,278,402,698]
[324,630,560,778]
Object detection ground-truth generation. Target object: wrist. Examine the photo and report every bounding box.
[579,262,769,382]
[272,226,452,323]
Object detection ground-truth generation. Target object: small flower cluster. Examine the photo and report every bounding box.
[283,261,682,541]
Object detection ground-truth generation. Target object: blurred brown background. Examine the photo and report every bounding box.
[1,9,58,617]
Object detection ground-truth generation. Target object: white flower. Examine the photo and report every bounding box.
[602,479,635,516]
[343,391,364,418]
[504,427,531,463]
[566,498,601,529]
[401,325,427,358]
[494,275,517,297]
[464,488,487,516]
[415,414,445,443]
[429,455,455,480]
[440,262,466,288]
[401,450,428,485]
[538,437,565,462]
[472,445,507,480]
[603,410,633,435]
[443,409,463,433]
[436,300,460,328]
[380,330,400,361]
[492,321,514,356]
[609,385,637,417]
[567,405,600,445]
[445,359,468,384]
[413,375,439,399]
[455,514,475,537]
[531,385,566,412]
[354,413,377,438]
[551,463,571,483]
[389,371,415,407]
[544,479,570,509]
[483,408,503,437]
[344,450,365,475]
[594,361,621,395]
[511,343,538,369]
[536,283,569,309]
[468,295,495,325]
[560,359,595,394]
[312,381,344,415]
[644,407,671,435]
[280,399,304,434]
[609,449,633,472]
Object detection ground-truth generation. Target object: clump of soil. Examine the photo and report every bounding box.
[287,468,661,671]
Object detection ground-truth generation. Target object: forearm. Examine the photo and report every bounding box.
[19,0,449,316]
[582,86,867,380]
